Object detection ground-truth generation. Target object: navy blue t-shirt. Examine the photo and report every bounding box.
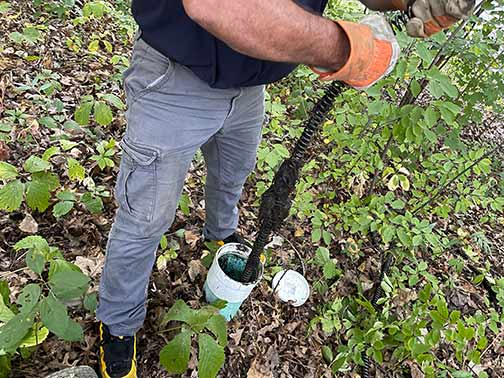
[132,0,328,89]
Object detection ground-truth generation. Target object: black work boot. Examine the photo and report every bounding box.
[205,232,252,247]
[99,323,137,378]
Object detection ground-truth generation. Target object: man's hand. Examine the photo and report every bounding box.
[312,15,400,89]
[395,0,475,37]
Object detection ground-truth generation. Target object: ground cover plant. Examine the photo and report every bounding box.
[0,0,503,377]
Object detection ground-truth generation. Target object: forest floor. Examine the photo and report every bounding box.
[1,1,503,378]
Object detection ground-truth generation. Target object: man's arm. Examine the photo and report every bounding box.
[182,0,350,71]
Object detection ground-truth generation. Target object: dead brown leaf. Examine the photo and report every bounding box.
[0,141,10,161]
[410,362,425,378]
[187,260,206,282]
[230,329,244,346]
[19,214,38,234]
[74,256,103,279]
[247,360,274,378]
[184,230,200,249]
[294,227,304,237]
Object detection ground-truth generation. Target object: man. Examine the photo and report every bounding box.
[96,0,474,377]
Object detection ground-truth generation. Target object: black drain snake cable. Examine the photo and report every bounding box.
[362,241,394,378]
[240,81,345,283]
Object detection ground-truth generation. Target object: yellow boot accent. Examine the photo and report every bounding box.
[99,323,137,378]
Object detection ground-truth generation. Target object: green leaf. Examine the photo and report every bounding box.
[424,107,439,128]
[67,158,85,181]
[0,123,11,133]
[48,260,81,281]
[410,339,430,357]
[33,172,60,192]
[0,355,11,378]
[53,201,74,218]
[398,175,410,191]
[19,323,49,348]
[323,261,340,280]
[178,193,191,216]
[56,190,76,202]
[14,235,49,253]
[39,294,83,341]
[0,311,36,354]
[162,300,195,325]
[387,175,399,191]
[0,180,24,212]
[49,271,90,300]
[423,128,438,143]
[60,140,79,151]
[17,284,41,314]
[0,295,14,323]
[81,192,103,214]
[331,355,346,373]
[391,199,405,210]
[88,40,100,52]
[373,349,383,364]
[368,100,385,115]
[100,94,125,110]
[410,80,421,98]
[311,228,322,243]
[22,27,41,44]
[75,101,93,126]
[23,156,51,173]
[160,235,168,250]
[26,178,51,212]
[436,298,449,320]
[438,78,458,99]
[83,1,106,17]
[204,314,227,347]
[321,345,333,364]
[314,247,330,266]
[42,146,60,161]
[0,2,11,13]
[428,81,444,99]
[397,229,410,246]
[416,43,433,65]
[381,225,395,244]
[0,280,9,306]
[9,31,24,44]
[84,292,98,313]
[198,333,225,378]
[26,250,45,275]
[0,162,18,180]
[39,116,57,129]
[449,310,460,323]
[159,328,192,374]
[94,101,113,126]
[412,235,423,247]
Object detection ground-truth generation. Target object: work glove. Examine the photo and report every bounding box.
[393,0,475,37]
[312,15,400,90]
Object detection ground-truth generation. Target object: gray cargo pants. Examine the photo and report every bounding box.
[96,37,265,336]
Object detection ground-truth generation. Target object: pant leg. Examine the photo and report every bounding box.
[202,86,265,241]
[97,38,239,336]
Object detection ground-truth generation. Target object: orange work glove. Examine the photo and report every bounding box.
[312,15,400,90]
[393,0,475,37]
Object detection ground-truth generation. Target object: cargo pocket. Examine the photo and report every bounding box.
[115,138,159,222]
